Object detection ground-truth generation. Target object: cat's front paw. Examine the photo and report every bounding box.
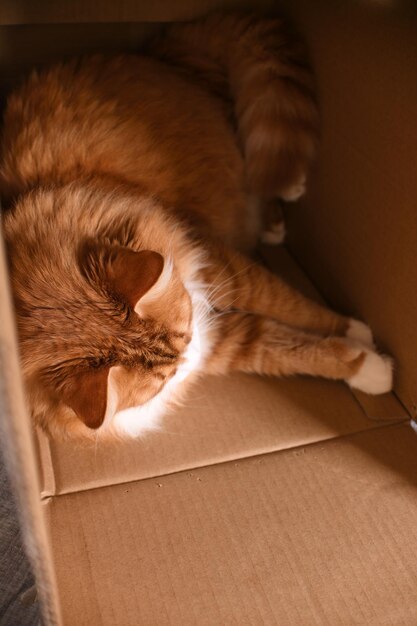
[347,350,393,395]
[346,319,375,349]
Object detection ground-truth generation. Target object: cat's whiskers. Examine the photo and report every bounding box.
[204,262,258,304]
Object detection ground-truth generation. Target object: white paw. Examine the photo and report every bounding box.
[346,319,375,349]
[261,222,286,245]
[347,350,393,395]
[280,175,307,202]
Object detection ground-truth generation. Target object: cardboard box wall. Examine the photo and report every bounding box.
[1,1,417,624]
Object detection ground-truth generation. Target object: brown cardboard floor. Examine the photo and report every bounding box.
[45,423,417,625]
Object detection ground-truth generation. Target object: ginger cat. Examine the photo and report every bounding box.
[1,13,393,439]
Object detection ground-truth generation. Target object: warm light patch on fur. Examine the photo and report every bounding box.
[111,401,163,437]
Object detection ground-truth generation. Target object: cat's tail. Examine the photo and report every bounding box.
[151,12,319,200]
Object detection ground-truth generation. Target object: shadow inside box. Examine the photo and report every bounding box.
[270,374,417,490]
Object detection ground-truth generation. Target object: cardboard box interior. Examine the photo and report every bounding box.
[1,1,417,624]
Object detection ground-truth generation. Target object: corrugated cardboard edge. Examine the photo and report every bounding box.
[0,224,62,626]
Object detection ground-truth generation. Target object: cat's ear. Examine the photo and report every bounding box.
[79,240,164,309]
[105,247,164,309]
[61,368,110,429]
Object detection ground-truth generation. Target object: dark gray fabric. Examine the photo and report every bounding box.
[0,448,40,626]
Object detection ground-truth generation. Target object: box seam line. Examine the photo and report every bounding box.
[41,419,410,501]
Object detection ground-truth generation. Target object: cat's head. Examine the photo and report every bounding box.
[4,187,199,439]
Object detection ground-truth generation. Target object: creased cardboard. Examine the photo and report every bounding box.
[44,424,417,626]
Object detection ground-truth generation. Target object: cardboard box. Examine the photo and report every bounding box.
[1,1,417,624]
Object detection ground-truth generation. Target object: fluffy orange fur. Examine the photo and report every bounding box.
[0,12,393,439]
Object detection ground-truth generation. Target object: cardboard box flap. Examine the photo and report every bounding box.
[280,0,417,420]
[44,423,417,625]
[38,248,407,497]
